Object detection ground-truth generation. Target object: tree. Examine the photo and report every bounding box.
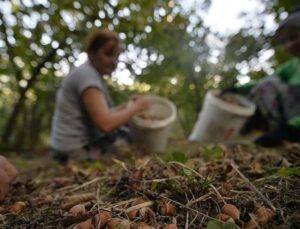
[0,0,211,149]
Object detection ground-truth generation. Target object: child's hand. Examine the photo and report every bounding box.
[0,156,18,201]
[0,156,18,181]
[0,167,10,201]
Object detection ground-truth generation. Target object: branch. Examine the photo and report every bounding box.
[0,11,23,82]
[230,162,277,211]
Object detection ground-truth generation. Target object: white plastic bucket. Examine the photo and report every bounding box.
[189,90,256,144]
[129,95,177,152]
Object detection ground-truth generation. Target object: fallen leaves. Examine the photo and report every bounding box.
[2,144,299,228]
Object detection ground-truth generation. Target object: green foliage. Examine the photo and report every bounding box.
[182,167,193,177]
[206,220,240,229]
[161,150,188,163]
[277,167,300,177]
[200,145,224,161]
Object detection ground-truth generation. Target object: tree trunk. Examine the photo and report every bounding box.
[1,41,65,144]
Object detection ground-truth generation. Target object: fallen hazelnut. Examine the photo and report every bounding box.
[245,218,259,229]
[53,177,73,187]
[160,202,176,216]
[127,208,138,220]
[255,206,274,225]
[73,218,93,229]
[94,210,111,228]
[10,201,26,214]
[164,224,178,229]
[0,206,5,214]
[107,218,130,229]
[216,213,231,222]
[221,204,240,220]
[69,204,86,217]
[139,207,154,221]
[134,222,155,229]
[127,198,151,220]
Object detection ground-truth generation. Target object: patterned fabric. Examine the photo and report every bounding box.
[250,75,300,131]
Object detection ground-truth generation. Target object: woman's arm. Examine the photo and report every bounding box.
[82,87,151,132]
[110,103,127,112]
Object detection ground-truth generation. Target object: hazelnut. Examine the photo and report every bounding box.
[73,218,93,229]
[160,202,176,216]
[164,224,177,229]
[255,206,274,224]
[107,218,130,229]
[10,201,26,214]
[94,210,111,228]
[127,208,138,220]
[216,213,235,223]
[134,222,154,229]
[245,218,259,229]
[69,204,86,217]
[139,207,154,221]
[221,204,240,220]
[0,206,5,214]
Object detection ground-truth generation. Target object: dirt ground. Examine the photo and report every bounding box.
[0,141,299,229]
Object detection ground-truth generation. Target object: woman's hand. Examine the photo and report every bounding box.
[0,156,18,201]
[83,88,152,132]
[129,96,152,113]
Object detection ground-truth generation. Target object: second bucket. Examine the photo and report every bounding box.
[189,90,256,144]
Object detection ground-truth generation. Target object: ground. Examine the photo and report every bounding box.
[0,141,299,229]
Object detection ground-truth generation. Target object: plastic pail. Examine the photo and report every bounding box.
[189,90,256,144]
[129,95,177,152]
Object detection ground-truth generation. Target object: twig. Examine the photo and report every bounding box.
[124,201,153,213]
[249,213,261,229]
[190,213,200,226]
[230,162,277,211]
[70,177,105,192]
[111,198,138,208]
[169,161,226,204]
[62,193,95,209]
[187,188,221,206]
[185,212,189,229]
[56,184,78,192]
[144,176,182,183]
[112,158,128,170]
[151,192,221,222]
[136,157,151,169]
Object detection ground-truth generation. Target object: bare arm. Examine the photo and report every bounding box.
[82,87,151,132]
[111,103,127,112]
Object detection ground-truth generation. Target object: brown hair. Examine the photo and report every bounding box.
[85,29,119,55]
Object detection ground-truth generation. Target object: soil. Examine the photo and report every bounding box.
[0,142,299,229]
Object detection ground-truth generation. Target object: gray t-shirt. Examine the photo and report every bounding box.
[50,61,113,151]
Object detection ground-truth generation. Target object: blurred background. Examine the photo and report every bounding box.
[0,0,299,151]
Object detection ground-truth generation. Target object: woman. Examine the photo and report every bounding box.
[241,6,300,146]
[50,29,152,162]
